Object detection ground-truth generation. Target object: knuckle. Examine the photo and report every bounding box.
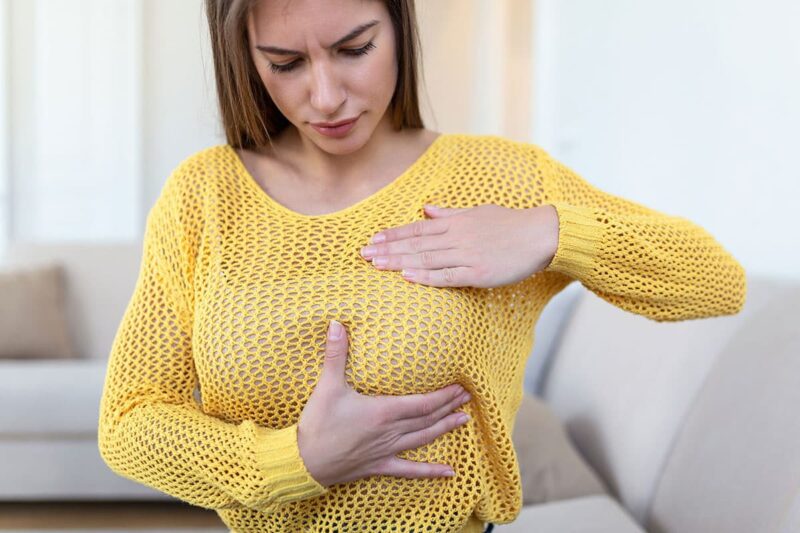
[443,267,456,284]
[368,404,389,427]
[367,457,388,477]
[420,250,435,268]
[412,220,425,237]
[326,345,344,358]
[382,429,402,449]
[420,426,432,444]
[418,398,433,418]
[410,236,423,253]
[474,266,491,287]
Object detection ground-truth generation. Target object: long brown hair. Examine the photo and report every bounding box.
[204,0,426,150]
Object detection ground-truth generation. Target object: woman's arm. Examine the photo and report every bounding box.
[536,146,747,322]
[97,159,328,512]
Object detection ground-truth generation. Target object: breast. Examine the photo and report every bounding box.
[192,258,498,426]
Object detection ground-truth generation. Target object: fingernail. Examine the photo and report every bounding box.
[370,233,386,244]
[328,320,343,340]
[457,414,470,424]
[443,469,455,477]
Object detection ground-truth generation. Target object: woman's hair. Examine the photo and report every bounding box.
[204,0,426,149]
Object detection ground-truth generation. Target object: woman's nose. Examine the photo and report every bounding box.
[309,62,347,115]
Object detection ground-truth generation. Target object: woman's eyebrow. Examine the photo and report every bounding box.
[255,19,380,56]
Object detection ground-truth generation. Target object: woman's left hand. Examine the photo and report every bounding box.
[359,204,560,288]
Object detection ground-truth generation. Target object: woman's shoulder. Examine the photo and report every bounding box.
[439,131,545,152]
[150,145,231,222]
[434,132,550,166]
[173,144,232,174]
[162,144,234,192]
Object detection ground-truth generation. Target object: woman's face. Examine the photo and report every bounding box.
[247,0,398,153]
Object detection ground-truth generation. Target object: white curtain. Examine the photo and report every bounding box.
[417,0,535,140]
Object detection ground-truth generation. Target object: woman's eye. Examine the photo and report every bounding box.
[269,61,299,74]
[269,40,376,74]
[341,40,376,57]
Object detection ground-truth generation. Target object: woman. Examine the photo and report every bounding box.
[97,0,747,532]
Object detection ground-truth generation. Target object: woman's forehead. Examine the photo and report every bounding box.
[249,0,386,49]
[251,0,384,28]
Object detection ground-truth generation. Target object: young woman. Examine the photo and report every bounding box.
[97,1,747,532]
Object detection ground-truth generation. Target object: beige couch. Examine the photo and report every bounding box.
[1,241,797,533]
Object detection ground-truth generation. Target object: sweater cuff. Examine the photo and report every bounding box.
[542,202,605,280]
[252,423,329,506]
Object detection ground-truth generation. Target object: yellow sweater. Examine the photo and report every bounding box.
[97,132,746,533]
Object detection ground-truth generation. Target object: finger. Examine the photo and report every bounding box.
[401,266,476,287]
[394,390,471,434]
[362,231,454,260]
[375,456,456,479]
[424,204,469,217]
[370,247,466,272]
[318,320,349,389]
[385,384,465,421]
[392,410,471,453]
[369,217,448,246]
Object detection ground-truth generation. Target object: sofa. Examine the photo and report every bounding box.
[1,241,797,533]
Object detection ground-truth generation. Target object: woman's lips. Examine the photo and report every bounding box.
[311,115,360,138]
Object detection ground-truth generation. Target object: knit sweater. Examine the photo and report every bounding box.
[97,132,746,533]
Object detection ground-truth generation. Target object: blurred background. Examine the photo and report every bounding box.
[2,0,798,278]
[0,0,798,531]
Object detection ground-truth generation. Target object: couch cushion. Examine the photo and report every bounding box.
[512,393,608,505]
[538,274,783,523]
[524,281,583,395]
[778,493,800,533]
[5,242,143,360]
[645,284,800,533]
[0,263,77,359]
[0,440,177,500]
[496,494,645,532]
[0,359,109,435]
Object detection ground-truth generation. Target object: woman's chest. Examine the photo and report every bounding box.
[191,239,509,425]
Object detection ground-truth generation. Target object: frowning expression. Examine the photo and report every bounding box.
[247,0,398,152]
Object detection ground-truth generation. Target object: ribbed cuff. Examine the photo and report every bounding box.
[252,423,329,506]
[542,202,605,280]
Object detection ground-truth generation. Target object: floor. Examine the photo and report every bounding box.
[0,501,228,532]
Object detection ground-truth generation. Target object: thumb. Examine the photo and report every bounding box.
[319,319,349,390]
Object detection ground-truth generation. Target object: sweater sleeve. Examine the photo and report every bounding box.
[536,147,747,322]
[97,160,329,511]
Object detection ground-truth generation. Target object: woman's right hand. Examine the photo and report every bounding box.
[296,319,472,488]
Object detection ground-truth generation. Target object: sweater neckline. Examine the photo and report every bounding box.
[225,133,447,221]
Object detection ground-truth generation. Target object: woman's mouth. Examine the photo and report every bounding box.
[310,115,360,138]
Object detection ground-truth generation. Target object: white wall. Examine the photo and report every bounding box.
[0,0,8,254]
[141,0,223,211]
[0,0,222,260]
[532,0,800,280]
[7,0,141,243]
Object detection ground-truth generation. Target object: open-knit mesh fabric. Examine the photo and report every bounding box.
[98,133,746,533]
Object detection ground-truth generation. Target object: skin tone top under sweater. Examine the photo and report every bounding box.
[97,132,747,533]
